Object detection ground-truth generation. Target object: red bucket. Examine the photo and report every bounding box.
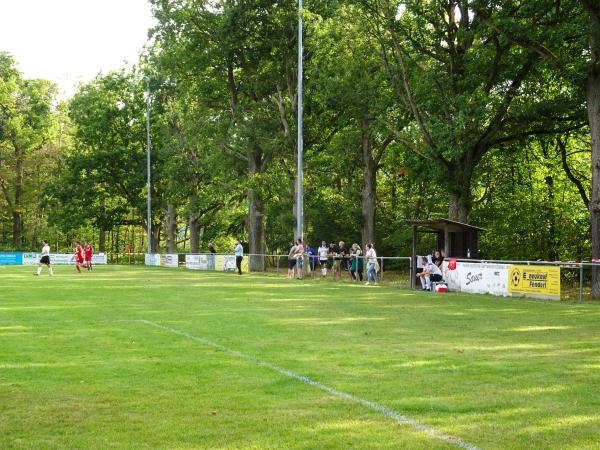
[448,258,457,270]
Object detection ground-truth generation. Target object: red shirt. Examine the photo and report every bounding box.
[76,244,84,260]
[84,244,93,259]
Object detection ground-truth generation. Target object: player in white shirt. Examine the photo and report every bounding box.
[35,240,53,276]
[417,256,443,290]
[317,241,329,277]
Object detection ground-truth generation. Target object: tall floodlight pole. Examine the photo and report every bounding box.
[296,0,304,241]
[145,78,152,255]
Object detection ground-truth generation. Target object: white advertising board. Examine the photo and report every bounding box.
[145,253,161,266]
[222,255,236,271]
[160,254,179,268]
[186,254,210,270]
[22,253,108,265]
[443,262,508,296]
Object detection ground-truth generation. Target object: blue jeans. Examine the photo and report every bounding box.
[367,262,377,283]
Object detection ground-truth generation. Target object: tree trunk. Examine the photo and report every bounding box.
[98,196,107,252]
[587,63,600,298]
[448,170,472,223]
[361,118,376,247]
[166,203,177,253]
[151,224,160,253]
[12,145,23,249]
[189,214,200,253]
[448,193,470,223]
[584,1,600,298]
[99,228,106,252]
[246,148,265,272]
[247,187,265,272]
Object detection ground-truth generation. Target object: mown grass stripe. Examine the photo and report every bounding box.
[140,319,480,450]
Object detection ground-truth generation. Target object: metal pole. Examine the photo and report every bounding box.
[145,78,152,255]
[296,0,304,241]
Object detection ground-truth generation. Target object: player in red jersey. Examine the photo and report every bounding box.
[84,242,93,271]
[74,241,84,273]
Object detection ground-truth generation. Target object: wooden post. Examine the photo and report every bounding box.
[444,224,450,257]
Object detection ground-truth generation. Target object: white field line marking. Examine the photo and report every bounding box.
[140,319,479,450]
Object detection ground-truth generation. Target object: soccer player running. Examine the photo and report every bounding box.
[84,242,93,271]
[74,241,84,273]
[35,240,53,276]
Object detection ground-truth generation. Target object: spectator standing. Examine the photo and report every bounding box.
[317,241,329,277]
[234,240,243,275]
[287,241,298,278]
[208,243,216,270]
[330,241,340,280]
[295,239,305,279]
[35,240,53,276]
[350,243,364,281]
[365,243,378,286]
[306,242,318,279]
[338,241,351,280]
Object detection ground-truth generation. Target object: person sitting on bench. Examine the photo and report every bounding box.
[417,256,443,291]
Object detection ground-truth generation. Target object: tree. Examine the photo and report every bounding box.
[151,0,310,268]
[0,52,56,249]
[306,5,401,246]
[581,0,600,297]
[357,0,586,222]
[50,69,166,252]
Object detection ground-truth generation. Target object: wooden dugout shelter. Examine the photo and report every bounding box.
[407,218,485,288]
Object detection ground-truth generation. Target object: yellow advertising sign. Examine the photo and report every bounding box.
[508,265,561,299]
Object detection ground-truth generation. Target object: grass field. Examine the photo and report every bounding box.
[1,265,599,449]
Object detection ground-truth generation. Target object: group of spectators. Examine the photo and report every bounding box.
[416,249,445,291]
[287,239,380,286]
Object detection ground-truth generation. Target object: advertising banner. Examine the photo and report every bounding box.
[443,262,508,296]
[22,253,38,265]
[222,255,237,272]
[160,254,179,268]
[186,254,200,270]
[92,254,108,265]
[145,254,161,266]
[22,253,108,265]
[186,254,214,271]
[508,265,561,300]
[0,252,23,265]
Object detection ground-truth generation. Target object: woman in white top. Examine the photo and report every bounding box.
[317,241,329,277]
[365,243,378,286]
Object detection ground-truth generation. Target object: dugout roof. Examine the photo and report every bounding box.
[406,218,485,233]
